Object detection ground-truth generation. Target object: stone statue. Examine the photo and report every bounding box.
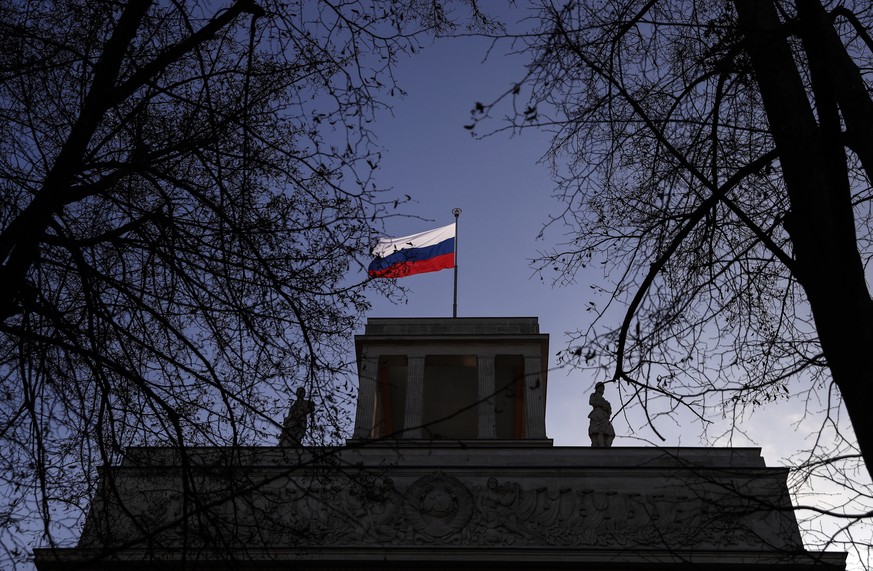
[588,382,615,448]
[279,387,315,446]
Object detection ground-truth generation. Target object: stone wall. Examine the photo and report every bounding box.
[35,446,847,569]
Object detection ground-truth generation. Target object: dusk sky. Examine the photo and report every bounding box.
[358,19,824,456]
[362,30,595,444]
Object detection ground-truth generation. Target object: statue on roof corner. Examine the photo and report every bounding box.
[279,387,315,447]
[588,382,615,448]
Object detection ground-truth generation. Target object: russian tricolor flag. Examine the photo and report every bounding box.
[368,223,455,278]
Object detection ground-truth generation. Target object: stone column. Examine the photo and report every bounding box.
[478,355,496,438]
[403,355,426,439]
[352,356,379,439]
[523,355,547,439]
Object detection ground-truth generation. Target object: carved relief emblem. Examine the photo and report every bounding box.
[404,472,473,540]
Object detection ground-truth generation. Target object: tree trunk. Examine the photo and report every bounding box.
[735,0,873,481]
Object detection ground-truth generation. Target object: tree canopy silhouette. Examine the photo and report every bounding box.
[471,0,873,561]
[0,0,491,566]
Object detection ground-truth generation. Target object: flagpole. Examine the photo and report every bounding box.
[452,208,461,318]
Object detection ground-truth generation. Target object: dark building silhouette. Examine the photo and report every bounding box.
[34,317,846,570]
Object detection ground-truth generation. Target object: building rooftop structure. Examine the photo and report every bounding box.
[351,317,550,444]
[34,317,847,570]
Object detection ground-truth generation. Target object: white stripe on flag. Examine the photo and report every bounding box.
[371,223,455,257]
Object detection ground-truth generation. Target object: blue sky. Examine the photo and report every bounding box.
[361,32,600,446]
[357,13,849,455]
[358,26,716,448]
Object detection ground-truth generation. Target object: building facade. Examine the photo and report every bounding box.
[34,318,847,570]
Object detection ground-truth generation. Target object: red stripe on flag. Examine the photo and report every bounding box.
[368,252,454,278]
